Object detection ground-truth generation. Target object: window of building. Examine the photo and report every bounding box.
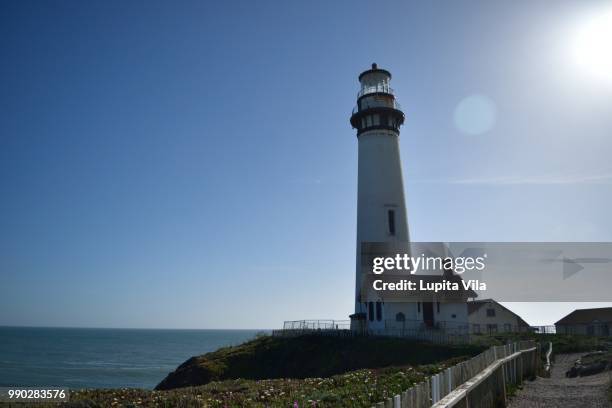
[373,114,380,126]
[486,308,496,317]
[388,210,395,236]
[436,302,440,313]
[473,324,481,334]
[487,324,498,334]
[376,301,382,321]
[504,323,512,332]
[417,302,421,313]
[368,302,374,322]
[366,115,372,127]
[396,312,405,322]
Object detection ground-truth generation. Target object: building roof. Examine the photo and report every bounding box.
[555,307,612,326]
[467,300,488,314]
[358,63,392,81]
[467,299,530,327]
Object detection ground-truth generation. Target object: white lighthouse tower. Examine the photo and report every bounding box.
[349,64,470,335]
[349,63,410,332]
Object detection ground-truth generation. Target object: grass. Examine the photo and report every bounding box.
[62,358,465,408]
[155,334,484,390]
[471,332,610,355]
[579,350,612,366]
[505,383,523,399]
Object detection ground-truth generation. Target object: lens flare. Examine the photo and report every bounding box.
[453,94,497,136]
[570,8,612,84]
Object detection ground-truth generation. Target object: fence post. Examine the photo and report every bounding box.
[500,356,508,404]
[431,374,438,404]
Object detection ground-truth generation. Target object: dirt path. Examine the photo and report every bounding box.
[508,353,611,407]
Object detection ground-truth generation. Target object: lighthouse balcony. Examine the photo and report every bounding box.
[357,83,394,98]
[350,103,405,134]
[352,99,401,115]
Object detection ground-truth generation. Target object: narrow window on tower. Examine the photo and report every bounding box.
[376,301,382,321]
[368,302,374,321]
[388,210,396,236]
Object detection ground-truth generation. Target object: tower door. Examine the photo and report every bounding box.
[422,302,434,328]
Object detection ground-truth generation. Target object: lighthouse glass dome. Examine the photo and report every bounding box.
[350,63,404,135]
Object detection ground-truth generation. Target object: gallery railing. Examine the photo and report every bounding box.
[352,98,402,115]
[357,84,394,97]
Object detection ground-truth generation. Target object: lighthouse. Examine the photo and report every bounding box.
[349,63,410,331]
[349,64,470,335]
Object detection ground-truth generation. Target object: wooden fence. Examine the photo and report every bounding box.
[372,340,542,408]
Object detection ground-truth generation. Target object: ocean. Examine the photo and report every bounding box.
[0,327,266,389]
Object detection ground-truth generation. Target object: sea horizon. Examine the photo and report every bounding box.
[0,324,273,331]
[0,326,269,389]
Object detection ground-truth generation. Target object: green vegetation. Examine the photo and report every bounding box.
[577,350,612,366]
[471,332,610,355]
[540,334,609,355]
[64,359,462,408]
[156,334,484,390]
[505,383,523,399]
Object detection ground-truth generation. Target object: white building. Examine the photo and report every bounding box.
[348,64,469,336]
[555,307,612,336]
[468,299,530,335]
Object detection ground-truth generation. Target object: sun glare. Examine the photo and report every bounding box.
[570,7,612,84]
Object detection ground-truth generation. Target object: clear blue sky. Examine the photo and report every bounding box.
[1,0,611,328]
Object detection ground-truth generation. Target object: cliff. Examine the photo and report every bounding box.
[155,334,483,390]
